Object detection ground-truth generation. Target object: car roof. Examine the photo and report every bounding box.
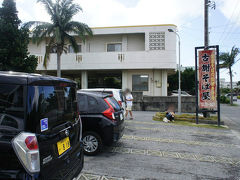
[77,91,111,98]
[81,88,122,92]
[0,71,76,86]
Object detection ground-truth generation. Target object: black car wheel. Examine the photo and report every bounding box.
[82,131,102,155]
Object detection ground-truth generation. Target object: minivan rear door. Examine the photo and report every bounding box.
[0,84,26,172]
[27,84,81,179]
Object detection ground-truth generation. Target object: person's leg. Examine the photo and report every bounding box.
[129,110,133,119]
[125,110,129,118]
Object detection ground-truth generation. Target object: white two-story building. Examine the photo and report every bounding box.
[28,24,177,96]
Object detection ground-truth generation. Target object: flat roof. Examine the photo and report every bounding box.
[91,24,177,29]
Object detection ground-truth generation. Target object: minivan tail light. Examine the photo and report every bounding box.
[102,108,116,121]
[12,132,40,174]
[25,136,38,150]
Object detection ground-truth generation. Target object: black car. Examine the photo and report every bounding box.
[77,91,125,155]
[0,71,84,180]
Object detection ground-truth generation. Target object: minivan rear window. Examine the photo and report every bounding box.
[28,85,76,128]
[106,97,121,111]
[0,84,24,119]
[0,84,24,130]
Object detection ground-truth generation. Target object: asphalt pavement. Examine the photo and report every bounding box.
[77,109,240,180]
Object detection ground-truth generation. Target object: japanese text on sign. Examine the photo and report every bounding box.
[198,50,217,109]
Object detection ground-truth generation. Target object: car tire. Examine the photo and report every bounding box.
[82,131,103,156]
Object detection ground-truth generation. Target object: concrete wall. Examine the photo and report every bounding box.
[132,92,196,113]
[127,34,145,51]
[30,24,177,72]
[122,69,168,96]
[35,51,176,71]
[87,34,122,52]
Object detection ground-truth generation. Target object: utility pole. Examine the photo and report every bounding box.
[204,0,215,48]
[204,0,209,48]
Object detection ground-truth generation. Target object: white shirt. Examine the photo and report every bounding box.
[125,93,133,106]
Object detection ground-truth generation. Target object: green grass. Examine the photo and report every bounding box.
[154,112,218,121]
[230,103,238,106]
[153,117,226,129]
[153,112,225,129]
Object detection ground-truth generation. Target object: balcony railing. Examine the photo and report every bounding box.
[35,51,176,71]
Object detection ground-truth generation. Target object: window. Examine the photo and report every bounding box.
[28,85,77,124]
[107,43,122,52]
[77,94,87,112]
[0,84,24,130]
[69,44,81,53]
[106,97,121,111]
[1,115,18,129]
[132,75,149,91]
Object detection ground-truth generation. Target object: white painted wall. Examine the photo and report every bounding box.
[87,34,122,52]
[127,34,145,51]
[29,24,177,96]
[30,25,177,71]
[122,69,167,96]
[35,51,176,71]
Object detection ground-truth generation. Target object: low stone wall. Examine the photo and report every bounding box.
[132,92,196,113]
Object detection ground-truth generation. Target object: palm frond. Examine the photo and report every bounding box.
[31,23,54,45]
[219,46,240,69]
[37,0,54,17]
[60,1,82,26]
[23,21,49,29]
[65,21,93,43]
[64,32,79,53]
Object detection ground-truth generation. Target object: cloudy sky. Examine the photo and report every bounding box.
[1,0,240,82]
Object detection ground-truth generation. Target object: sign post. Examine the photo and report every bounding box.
[195,45,220,126]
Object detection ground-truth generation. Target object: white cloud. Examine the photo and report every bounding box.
[217,0,240,26]
[32,2,51,22]
[0,0,204,28]
[74,0,203,28]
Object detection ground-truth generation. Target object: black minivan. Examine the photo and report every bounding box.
[77,91,124,155]
[0,72,83,180]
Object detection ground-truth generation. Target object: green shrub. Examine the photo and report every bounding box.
[220,96,230,104]
[237,96,240,99]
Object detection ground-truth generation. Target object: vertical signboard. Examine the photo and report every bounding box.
[198,50,217,109]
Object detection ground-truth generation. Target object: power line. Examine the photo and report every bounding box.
[217,0,240,44]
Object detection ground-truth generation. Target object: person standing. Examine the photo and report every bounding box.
[125,89,133,120]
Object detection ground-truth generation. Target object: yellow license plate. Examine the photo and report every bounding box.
[57,137,71,155]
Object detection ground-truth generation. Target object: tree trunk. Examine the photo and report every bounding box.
[229,67,233,105]
[57,47,61,77]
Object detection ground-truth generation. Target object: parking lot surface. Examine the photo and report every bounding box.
[77,111,240,180]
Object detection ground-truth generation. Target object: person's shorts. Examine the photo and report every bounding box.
[126,105,132,111]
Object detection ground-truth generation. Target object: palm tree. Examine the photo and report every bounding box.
[219,46,239,105]
[24,0,92,77]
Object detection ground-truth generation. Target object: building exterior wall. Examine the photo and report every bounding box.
[28,24,177,96]
[87,34,122,52]
[121,69,167,96]
[127,34,145,51]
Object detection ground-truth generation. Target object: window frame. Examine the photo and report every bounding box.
[106,42,122,52]
[132,74,149,92]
